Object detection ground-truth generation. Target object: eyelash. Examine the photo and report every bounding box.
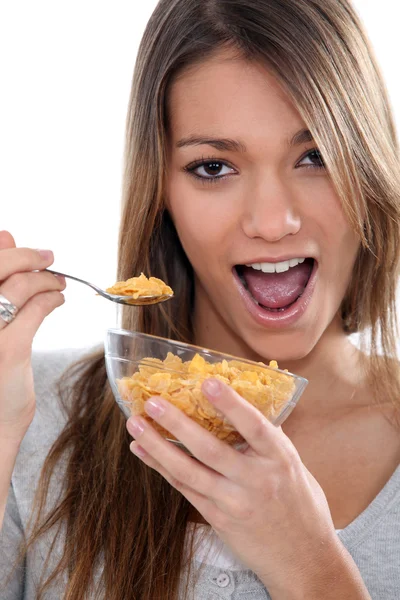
[183,149,325,184]
[183,155,235,185]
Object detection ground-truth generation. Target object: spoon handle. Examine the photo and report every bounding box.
[45,269,104,296]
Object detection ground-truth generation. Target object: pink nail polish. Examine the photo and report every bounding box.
[145,399,165,418]
[127,417,145,437]
[203,378,222,397]
[131,444,147,458]
[37,249,54,261]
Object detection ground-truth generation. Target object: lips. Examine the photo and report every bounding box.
[235,258,314,311]
[232,258,318,329]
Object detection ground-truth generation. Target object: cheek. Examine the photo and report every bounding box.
[324,204,359,259]
[307,190,360,283]
[173,210,226,273]
[302,182,358,247]
[167,175,236,265]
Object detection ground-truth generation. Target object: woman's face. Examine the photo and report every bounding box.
[166,51,360,362]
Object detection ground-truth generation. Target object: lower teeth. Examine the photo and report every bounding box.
[251,296,284,311]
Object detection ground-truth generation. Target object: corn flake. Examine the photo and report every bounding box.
[106,273,173,299]
[117,353,295,445]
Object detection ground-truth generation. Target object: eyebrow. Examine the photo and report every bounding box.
[176,136,247,153]
[289,128,314,147]
[176,128,314,153]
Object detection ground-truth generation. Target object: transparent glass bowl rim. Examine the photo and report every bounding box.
[105,327,309,385]
[105,328,309,453]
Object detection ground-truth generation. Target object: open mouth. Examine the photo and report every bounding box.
[235,258,315,312]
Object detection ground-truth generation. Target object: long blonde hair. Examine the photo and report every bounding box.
[23,1,400,598]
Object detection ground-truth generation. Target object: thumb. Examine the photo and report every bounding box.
[0,230,16,250]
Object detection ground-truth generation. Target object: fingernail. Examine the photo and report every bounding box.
[54,274,66,285]
[145,398,165,418]
[130,443,147,458]
[37,249,53,261]
[127,417,145,437]
[203,378,222,397]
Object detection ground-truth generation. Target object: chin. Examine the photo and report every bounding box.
[243,327,322,367]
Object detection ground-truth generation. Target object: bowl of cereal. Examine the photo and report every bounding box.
[105,328,308,453]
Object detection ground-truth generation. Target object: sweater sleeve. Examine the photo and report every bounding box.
[0,483,25,599]
[0,347,92,600]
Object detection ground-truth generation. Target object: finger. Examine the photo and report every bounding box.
[126,416,225,501]
[0,271,66,310]
[0,230,16,250]
[130,441,219,525]
[0,248,54,281]
[3,290,65,348]
[0,272,66,332]
[141,395,249,483]
[201,379,285,457]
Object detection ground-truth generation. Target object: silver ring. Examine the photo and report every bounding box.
[0,294,18,325]
[0,294,18,317]
[0,304,15,324]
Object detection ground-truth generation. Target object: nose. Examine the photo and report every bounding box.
[241,174,301,242]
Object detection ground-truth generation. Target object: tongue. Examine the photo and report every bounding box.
[241,262,313,309]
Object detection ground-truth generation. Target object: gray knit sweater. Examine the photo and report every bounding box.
[1,349,400,599]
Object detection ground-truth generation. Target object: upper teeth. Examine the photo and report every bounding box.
[245,258,306,273]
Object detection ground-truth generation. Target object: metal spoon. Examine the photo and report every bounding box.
[45,269,173,306]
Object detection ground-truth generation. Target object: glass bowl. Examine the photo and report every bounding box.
[105,328,308,455]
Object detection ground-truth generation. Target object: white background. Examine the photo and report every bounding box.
[1,1,399,350]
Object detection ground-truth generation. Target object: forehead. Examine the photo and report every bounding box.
[167,50,304,143]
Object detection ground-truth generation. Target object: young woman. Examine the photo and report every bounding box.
[1,0,400,598]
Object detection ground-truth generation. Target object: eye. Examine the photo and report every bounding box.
[296,149,325,169]
[185,158,237,181]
